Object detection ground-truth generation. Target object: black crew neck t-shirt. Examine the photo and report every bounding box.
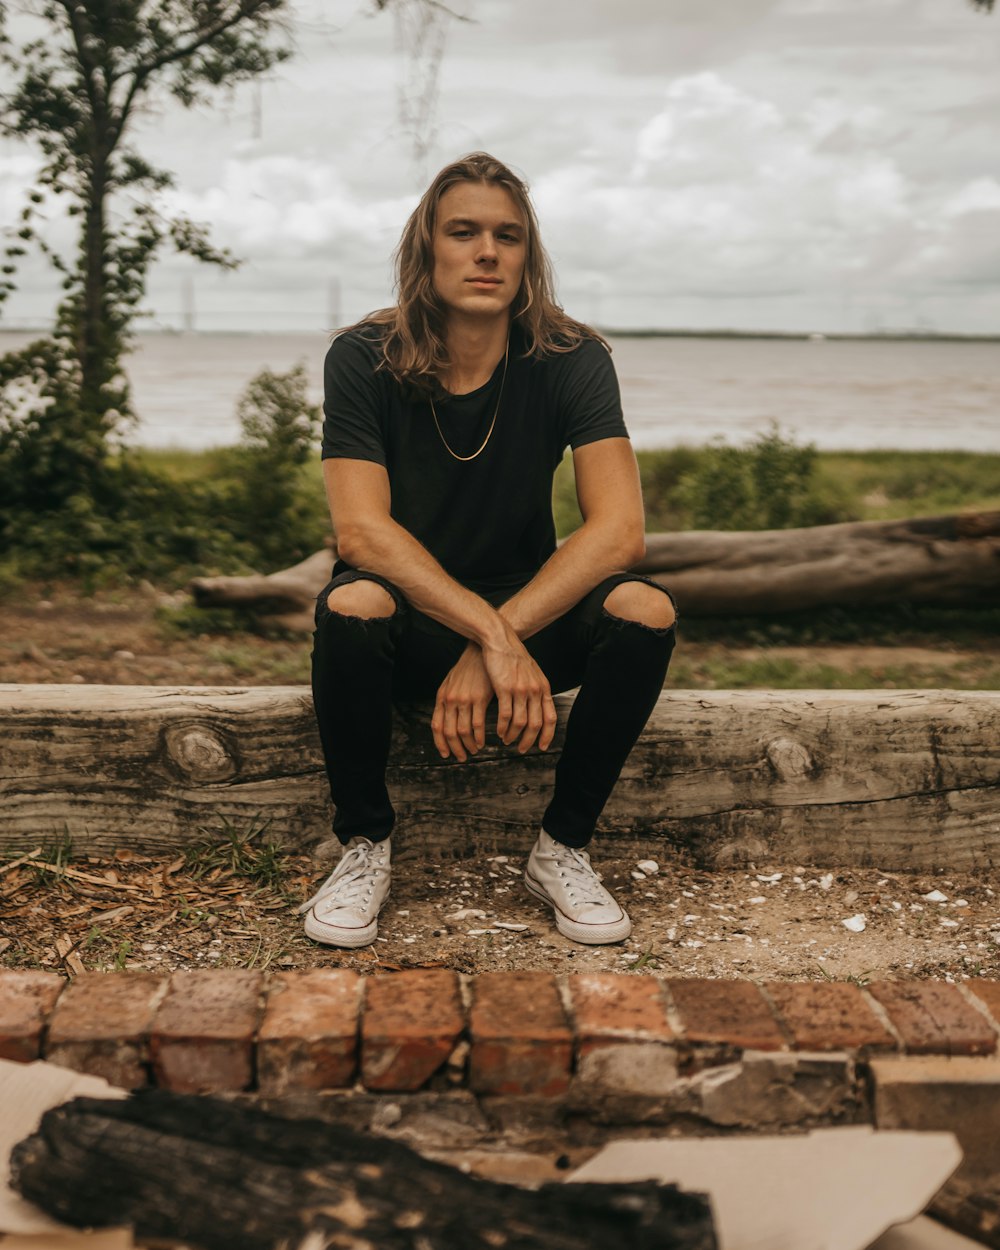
[321,323,628,598]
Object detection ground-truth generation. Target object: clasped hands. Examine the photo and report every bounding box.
[431,638,558,762]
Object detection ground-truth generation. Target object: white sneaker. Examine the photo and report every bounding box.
[298,836,391,948]
[524,829,631,945]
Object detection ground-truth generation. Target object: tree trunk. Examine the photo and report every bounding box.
[633,510,1000,614]
[2,684,998,871]
[10,1092,717,1250]
[187,512,1000,624]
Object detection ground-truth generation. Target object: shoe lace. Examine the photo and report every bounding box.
[552,844,610,906]
[298,840,385,916]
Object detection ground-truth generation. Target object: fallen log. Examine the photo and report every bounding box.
[189,547,333,633]
[187,511,1000,624]
[10,1092,717,1250]
[634,510,1000,614]
[1,684,998,871]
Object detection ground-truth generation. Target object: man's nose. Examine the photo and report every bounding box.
[476,234,498,261]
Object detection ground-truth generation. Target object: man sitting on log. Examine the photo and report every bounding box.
[303,152,677,949]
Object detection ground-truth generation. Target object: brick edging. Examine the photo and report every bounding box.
[2,969,999,1097]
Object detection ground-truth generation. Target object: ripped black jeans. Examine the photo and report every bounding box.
[310,569,677,850]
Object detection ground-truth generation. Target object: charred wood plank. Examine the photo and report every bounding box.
[10,1092,717,1250]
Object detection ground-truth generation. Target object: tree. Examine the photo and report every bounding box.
[0,1,292,509]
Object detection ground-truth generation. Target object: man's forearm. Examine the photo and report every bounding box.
[499,520,644,640]
[337,517,508,649]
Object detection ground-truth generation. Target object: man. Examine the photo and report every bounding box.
[302,153,676,949]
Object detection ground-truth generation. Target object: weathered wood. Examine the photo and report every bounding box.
[187,511,1000,622]
[1,684,998,870]
[190,547,333,632]
[634,510,1000,614]
[10,1093,717,1250]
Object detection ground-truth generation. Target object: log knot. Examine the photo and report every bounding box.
[164,724,237,783]
[766,736,814,781]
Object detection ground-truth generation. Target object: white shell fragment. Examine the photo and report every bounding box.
[493,922,529,932]
[842,914,867,933]
[446,908,487,921]
[819,873,834,890]
[922,890,948,903]
[637,860,660,875]
[756,872,782,883]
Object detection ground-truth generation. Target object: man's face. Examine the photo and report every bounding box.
[431,180,527,323]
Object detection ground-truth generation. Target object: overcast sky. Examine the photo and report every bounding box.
[2,0,1000,334]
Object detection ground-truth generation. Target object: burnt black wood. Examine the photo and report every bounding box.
[11,1093,717,1250]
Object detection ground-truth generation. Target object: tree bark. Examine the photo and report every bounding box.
[633,510,1000,614]
[10,1092,717,1250]
[187,512,1000,624]
[2,684,998,871]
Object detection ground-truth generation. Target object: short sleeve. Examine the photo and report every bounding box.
[551,338,628,451]
[321,331,388,465]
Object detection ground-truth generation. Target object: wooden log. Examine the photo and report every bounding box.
[633,510,1000,614]
[186,511,1000,623]
[1,684,998,871]
[10,1092,717,1250]
[189,547,334,632]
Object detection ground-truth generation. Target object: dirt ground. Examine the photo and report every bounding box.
[2,840,998,984]
[2,585,999,984]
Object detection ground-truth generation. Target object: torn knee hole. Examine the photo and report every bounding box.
[602,583,676,631]
[325,583,397,620]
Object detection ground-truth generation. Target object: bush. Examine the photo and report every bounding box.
[0,351,326,586]
[674,424,847,531]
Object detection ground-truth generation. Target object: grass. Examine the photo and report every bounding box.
[184,816,291,895]
[668,653,1000,691]
[553,446,1000,539]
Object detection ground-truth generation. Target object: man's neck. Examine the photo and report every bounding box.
[441,314,510,395]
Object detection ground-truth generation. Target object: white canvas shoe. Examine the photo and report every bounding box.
[298,835,391,948]
[524,829,631,945]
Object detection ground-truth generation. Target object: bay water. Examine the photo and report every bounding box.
[2,330,998,452]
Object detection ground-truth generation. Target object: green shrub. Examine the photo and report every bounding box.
[674,424,850,531]
[0,358,327,586]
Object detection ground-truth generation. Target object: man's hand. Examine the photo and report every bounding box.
[481,625,558,757]
[432,633,558,761]
[432,644,496,762]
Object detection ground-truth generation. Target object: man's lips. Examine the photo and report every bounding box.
[466,277,501,285]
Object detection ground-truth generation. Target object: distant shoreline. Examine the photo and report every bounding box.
[2,327,999,344]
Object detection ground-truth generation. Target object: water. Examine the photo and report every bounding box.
[2,330,998,451]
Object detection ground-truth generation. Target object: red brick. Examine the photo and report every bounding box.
[666,978,785,1051]
[964,980,1000,1034]
[765,981,897,1053]
[46,972,168,1088]
[0,970,65,1063]
[258,969,361,1094]
[469,971,571,1095]
[362,969,464,1091]
[867,981,996,1056]
[568,973,674,1058]
[151,969,263,1092]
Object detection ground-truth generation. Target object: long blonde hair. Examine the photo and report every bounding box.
[351,152,607,393]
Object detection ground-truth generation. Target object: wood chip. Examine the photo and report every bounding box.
[147,910,178,934]
[55,935,74,959]
[33,863,140,892]
[165,857,185,876]
[91,905,135,926]
[66,952,86,976]
[0,848,42,876]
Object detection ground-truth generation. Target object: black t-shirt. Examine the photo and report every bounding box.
[321,322,628,597]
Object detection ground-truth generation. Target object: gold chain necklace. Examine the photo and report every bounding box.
[429,340,509,462]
